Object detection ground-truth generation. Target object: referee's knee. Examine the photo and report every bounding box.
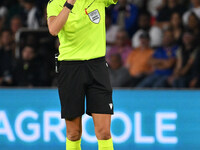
[95,127,111,140]
[67,130,82,141]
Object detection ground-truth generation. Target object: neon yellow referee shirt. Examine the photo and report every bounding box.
[47,0,117,61]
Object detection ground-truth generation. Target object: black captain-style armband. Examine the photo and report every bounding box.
[64,1,74,10]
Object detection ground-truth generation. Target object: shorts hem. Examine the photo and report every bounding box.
[86,111,114,116]
[61,113,84,120]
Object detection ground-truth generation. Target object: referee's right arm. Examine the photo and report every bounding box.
[48,0,76,36]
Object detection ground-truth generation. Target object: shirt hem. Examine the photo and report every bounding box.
[58,55,106,61]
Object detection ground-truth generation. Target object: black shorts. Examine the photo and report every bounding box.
[58,57,113,120]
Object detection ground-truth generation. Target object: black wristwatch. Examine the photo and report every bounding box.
[64,1,74,10]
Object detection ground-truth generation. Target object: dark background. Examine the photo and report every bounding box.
[0,0,200,88]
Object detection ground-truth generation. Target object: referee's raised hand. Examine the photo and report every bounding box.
[68,0,76,5]
[47,0,76,36]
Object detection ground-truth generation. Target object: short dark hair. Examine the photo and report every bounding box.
[139,11,151,19]
[22,45,35,53]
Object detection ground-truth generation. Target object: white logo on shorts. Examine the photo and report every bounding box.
[109,103,113,110]
[88,9,101,24]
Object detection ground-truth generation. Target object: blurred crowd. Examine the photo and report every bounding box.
[0,0,200,88]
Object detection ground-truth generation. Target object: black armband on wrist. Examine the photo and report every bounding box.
[64,1,74,10]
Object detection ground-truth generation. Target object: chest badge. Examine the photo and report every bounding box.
[88,9,101,24]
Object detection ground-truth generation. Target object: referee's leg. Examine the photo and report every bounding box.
[58,61,86,150]
[65,117,82,150]
[92,114,114,150]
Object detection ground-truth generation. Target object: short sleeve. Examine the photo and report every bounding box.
[47,0,62,19]
[104,0,118,7]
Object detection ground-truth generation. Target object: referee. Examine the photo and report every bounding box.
[47,0,117,150]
